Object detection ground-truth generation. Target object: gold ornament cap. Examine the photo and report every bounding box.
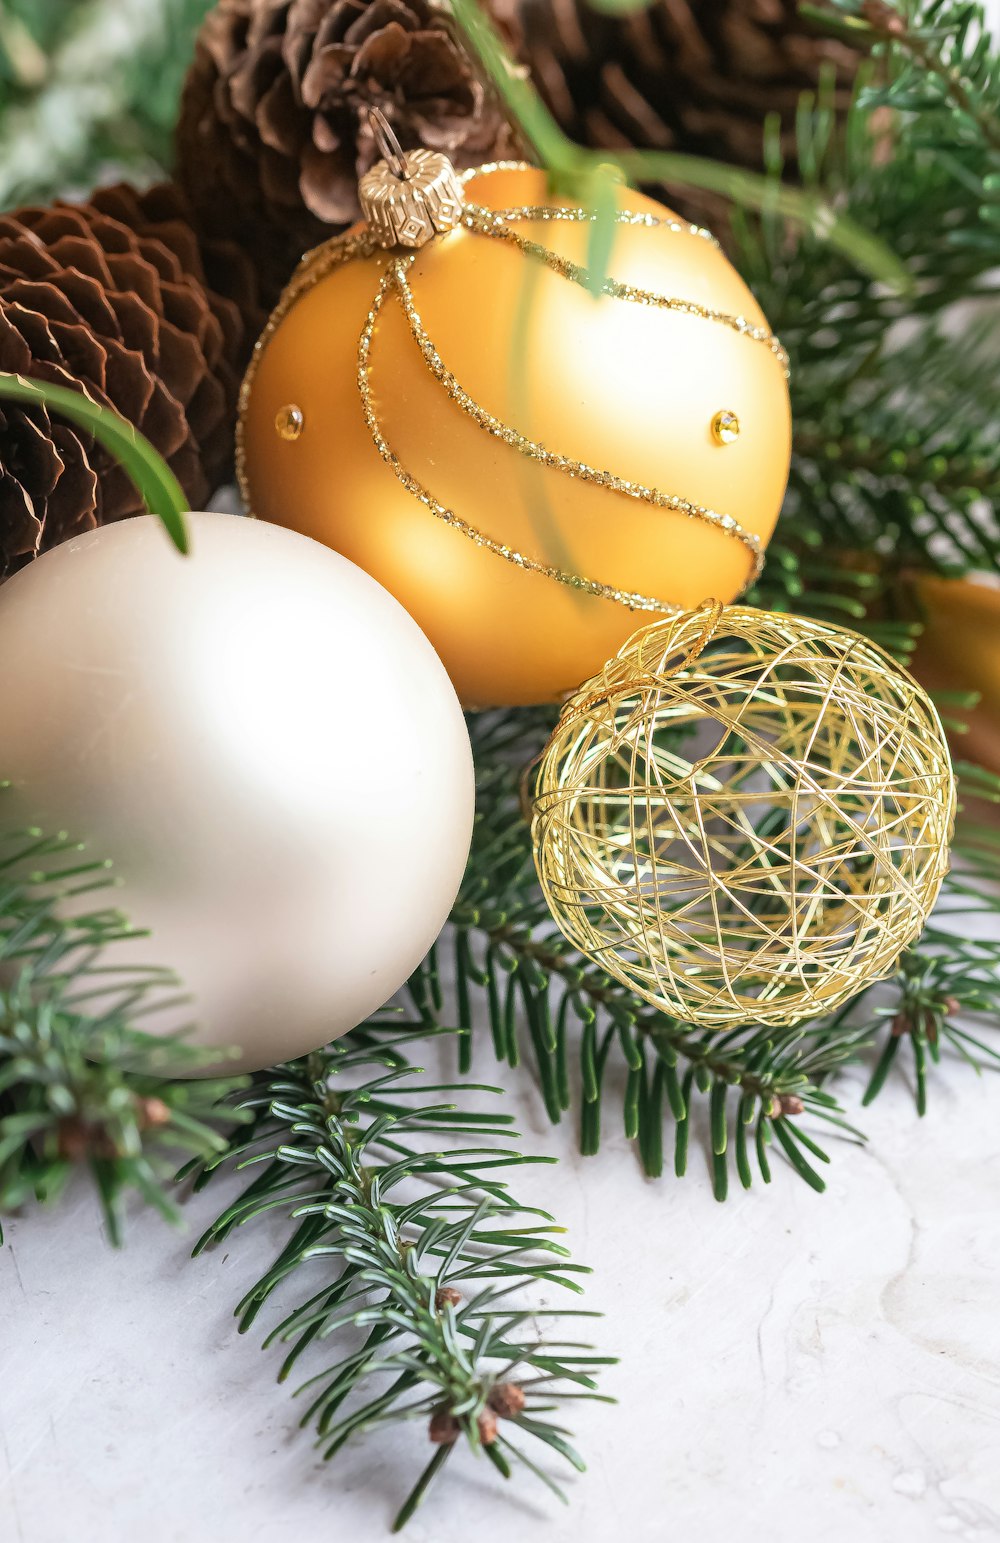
[359,108,464,250]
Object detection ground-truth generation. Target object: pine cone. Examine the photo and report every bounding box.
[489,0,862,234]
[0,185,262,579]
[176,0,521,312]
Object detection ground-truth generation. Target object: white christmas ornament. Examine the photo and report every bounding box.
[0,512,475,1071]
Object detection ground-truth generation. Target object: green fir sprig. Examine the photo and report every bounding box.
[0,795,245,1243]
[733,0,1000,589]
[189,1024,612,1531]
[410,706,1000,1202]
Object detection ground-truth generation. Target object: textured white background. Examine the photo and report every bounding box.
[2,993,1000,1543]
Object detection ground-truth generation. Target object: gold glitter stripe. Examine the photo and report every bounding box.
[389,258,765,584]
[459,160,536,182]
[462,204,790,377]
[484,203,720,246]
[357,269,676,613]
[236,228,368,507]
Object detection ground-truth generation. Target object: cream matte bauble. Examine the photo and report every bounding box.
[0,513,474,1071]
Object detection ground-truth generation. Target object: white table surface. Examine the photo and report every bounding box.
[3,1011,999,1543]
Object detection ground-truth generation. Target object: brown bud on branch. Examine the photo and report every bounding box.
[488,1382,526,1419]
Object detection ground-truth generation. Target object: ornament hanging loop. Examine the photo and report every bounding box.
[652,596,724,681]
[366,106,409,182]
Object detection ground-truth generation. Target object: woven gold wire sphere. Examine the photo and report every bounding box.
[532,605,956,1029]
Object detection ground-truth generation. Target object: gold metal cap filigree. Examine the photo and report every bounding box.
[359,108,464,249]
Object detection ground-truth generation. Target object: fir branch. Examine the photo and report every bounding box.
[424,713,866,1198]
[0,796,245,1243]
[190,1025,612,1531]
[732,0,1000,585]
[416,706,999,1199]
[861,758,1000,1108]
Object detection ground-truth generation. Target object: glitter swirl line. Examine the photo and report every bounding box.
[357,269,676,613]
[462,204,790,377]
[389,259,765,584]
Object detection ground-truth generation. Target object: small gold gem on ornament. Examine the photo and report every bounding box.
[712,410,740,445]
[275,404,304,441]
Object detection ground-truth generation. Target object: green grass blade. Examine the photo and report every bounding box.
[0,372,189,553]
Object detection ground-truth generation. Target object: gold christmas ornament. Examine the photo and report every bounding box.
[239,122,792,707]
[532,604,956,1029]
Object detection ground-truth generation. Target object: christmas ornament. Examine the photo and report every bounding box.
[489,0,861,237]
[532,602,955,1030]
[240,149,792,707]
[176,0,519,312]
[912,573,1000,775]
[0,184,261,579]
[0,511,474,1072]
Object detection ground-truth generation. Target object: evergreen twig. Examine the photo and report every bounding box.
[0,793,245,1243]
[190,1026,612,1531]
[0,0,213,206]
[734,0,1000,587]
[414,705,1000,1199]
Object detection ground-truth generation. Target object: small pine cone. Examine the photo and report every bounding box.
[769,1092,804,1117]
[90,182,266,444]
[135,1096,172,1130]
[488,0,862,238]
[477,1407,498,1445]
[56,1117,118,1163]
[428,1408,460,1445]
[175,0,522,313]
[488,1381,526,1419]
[0,186,263,579]
[435,1285,462,1310]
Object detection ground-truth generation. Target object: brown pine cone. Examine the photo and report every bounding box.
[0,185,262,579]
[176,0,521,312]
[489,0,862,235]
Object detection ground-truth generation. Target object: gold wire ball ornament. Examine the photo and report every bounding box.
[531,603,957,1030]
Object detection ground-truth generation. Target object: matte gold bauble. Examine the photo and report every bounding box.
[239,163,792,707]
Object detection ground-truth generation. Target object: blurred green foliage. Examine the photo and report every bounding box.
[0,0,214,206]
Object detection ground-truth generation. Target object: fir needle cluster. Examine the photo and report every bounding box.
[188,1026,613,1531]
[0,791,244,1243]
